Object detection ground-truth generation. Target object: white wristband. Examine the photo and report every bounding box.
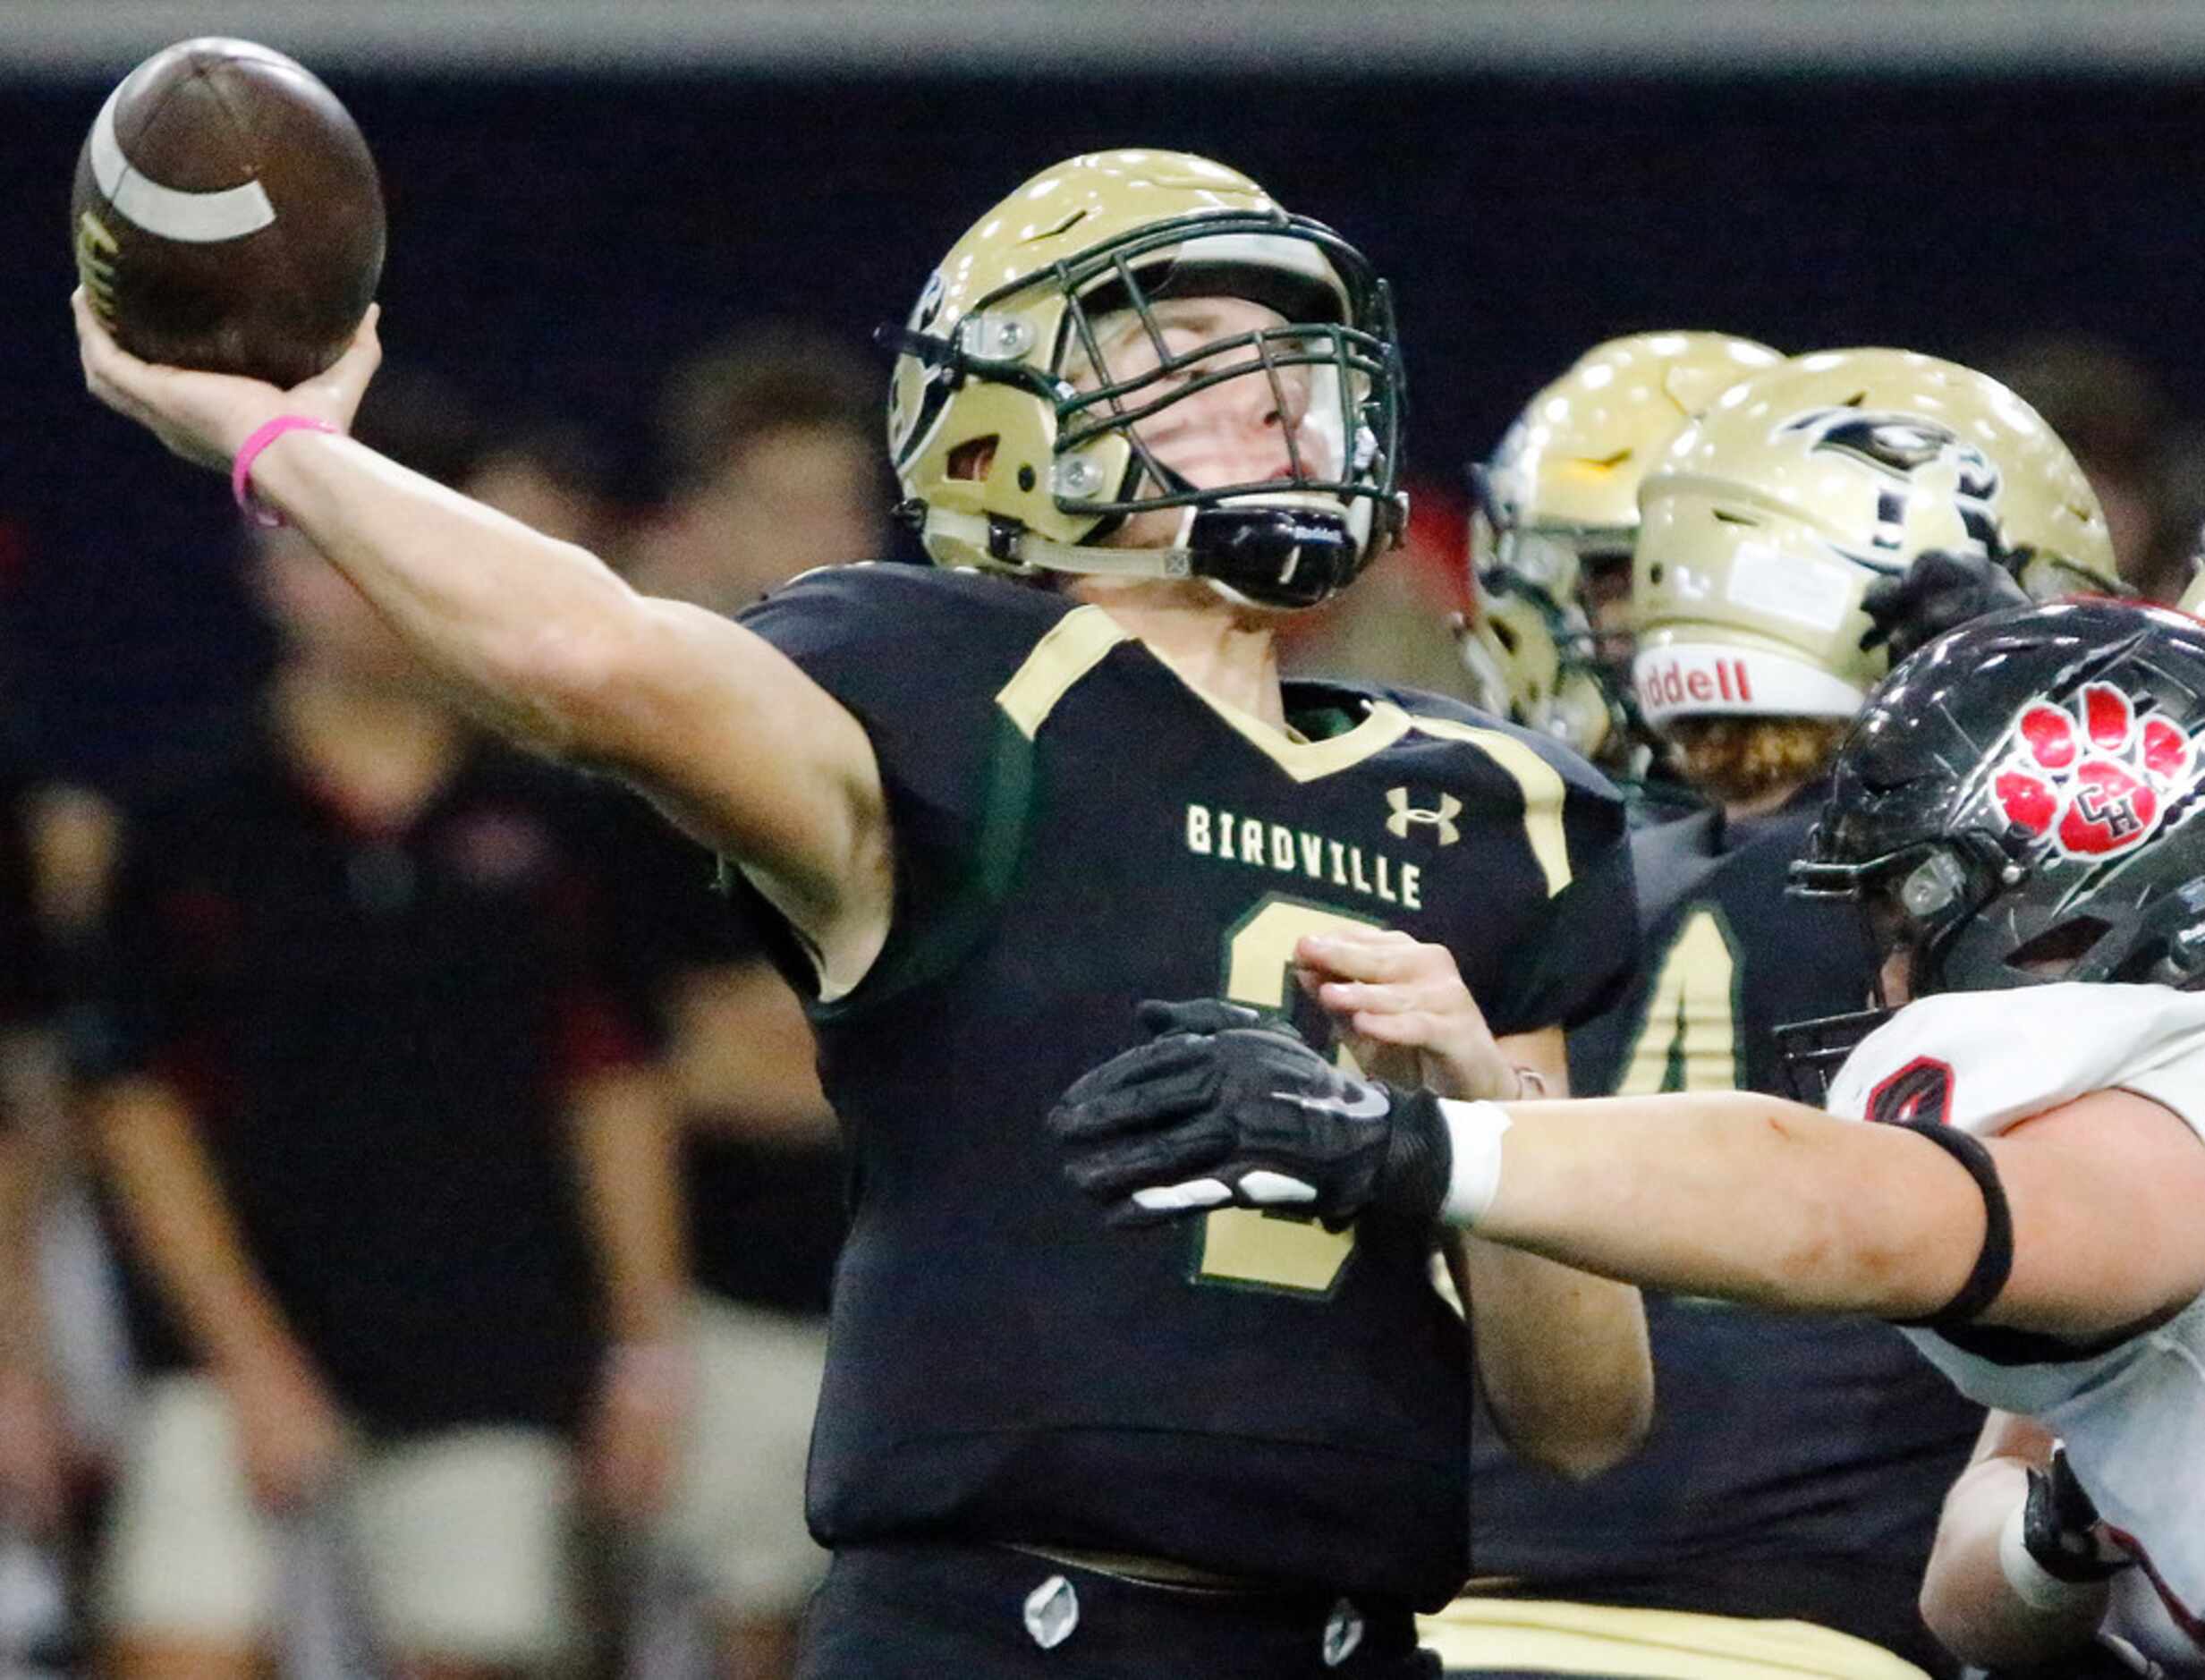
[1997,1488,2109,1616]
[1436,1099,1512,1226]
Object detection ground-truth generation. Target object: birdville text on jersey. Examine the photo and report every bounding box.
[1185,803,1427,910]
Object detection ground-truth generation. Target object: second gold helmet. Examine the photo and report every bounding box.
[1462,330,1782,758]
[1633,347,2120,729]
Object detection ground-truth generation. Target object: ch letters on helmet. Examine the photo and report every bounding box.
[1991,682,2198,860]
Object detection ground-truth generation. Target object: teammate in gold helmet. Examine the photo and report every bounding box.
[1633,347,2122,748]
[1459,331,1781,790]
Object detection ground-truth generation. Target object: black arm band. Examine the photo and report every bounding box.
[1887,1119,2014,1329]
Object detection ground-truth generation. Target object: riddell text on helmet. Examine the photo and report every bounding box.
[1636,655,1755,710]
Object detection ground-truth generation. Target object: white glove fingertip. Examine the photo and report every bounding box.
[1234,1170,1318,1207]
[1131,1178,1233,1213]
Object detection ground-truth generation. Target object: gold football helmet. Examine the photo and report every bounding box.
[1633,347,2122,728]
[1460,331,1782,758]
[1456,589,1616,756]
[882,150,1406,608]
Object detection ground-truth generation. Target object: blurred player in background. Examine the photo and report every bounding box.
[622,322,885,614]
[1432,346,2121,1680]
[1456,332,1782,822]
[0,749,79,1676]
[613,323,885,1680]
[79,371,685,1680]
[1980,334,2178,600]
[464,422,618,556]
[0,775,62,1532]
[1056,598,2205,1680]
[75,148,1654,1678]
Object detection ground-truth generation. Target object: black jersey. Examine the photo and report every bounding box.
[736,565,1636,1609]
[1470,785,1983,1668]
[1569,785,1875,1097]
[0,765,51,1055]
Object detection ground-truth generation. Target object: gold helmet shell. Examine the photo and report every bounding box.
[1633,347,2120,729]
[1476,330,1784,607]
[1457,589,1616,759]
[1462,331,1780,758]
[884,150,1406,607]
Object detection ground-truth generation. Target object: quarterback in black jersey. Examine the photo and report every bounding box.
[75,152,1650,1676]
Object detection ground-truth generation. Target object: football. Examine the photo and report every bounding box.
[70,38,385,389]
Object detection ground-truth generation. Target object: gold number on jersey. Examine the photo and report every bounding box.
[1616,906,1740,1095]
[1194,895,1379,1297]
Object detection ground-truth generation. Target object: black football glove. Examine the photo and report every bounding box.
[2022,1443,2130,1585]
[1859,547,2031,666]
[1048,997,1453,1233]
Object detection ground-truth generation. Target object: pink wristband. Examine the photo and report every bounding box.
[231,414,337,528]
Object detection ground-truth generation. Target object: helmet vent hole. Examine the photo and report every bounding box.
[1023,208,1088,242]
[1711,508,1760,527]
[946,437,999,482]
[2004,916,2110,978]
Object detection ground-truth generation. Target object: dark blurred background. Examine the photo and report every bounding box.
[4,4,2204,788]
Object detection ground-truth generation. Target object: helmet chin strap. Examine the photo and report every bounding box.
[1166,506,1282,611]
[919,506,1200,583]
[922,490,1371,610]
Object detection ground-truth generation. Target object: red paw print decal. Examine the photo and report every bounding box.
[1993,683,2195,858]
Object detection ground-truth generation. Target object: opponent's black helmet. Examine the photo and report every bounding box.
[1780,600,2205,1094]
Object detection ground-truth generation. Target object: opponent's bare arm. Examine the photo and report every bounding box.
[1920,1411,2110,1668]
[1297,930,1651,1479]
[1462,1084,2205,1336]
[1059,960,2205,1337]
[73,295,891,981]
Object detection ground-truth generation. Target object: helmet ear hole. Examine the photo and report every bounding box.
[2002,915,2112,980]
[946,437,998,482]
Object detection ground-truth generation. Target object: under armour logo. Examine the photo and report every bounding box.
[1385,788,1461,844]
